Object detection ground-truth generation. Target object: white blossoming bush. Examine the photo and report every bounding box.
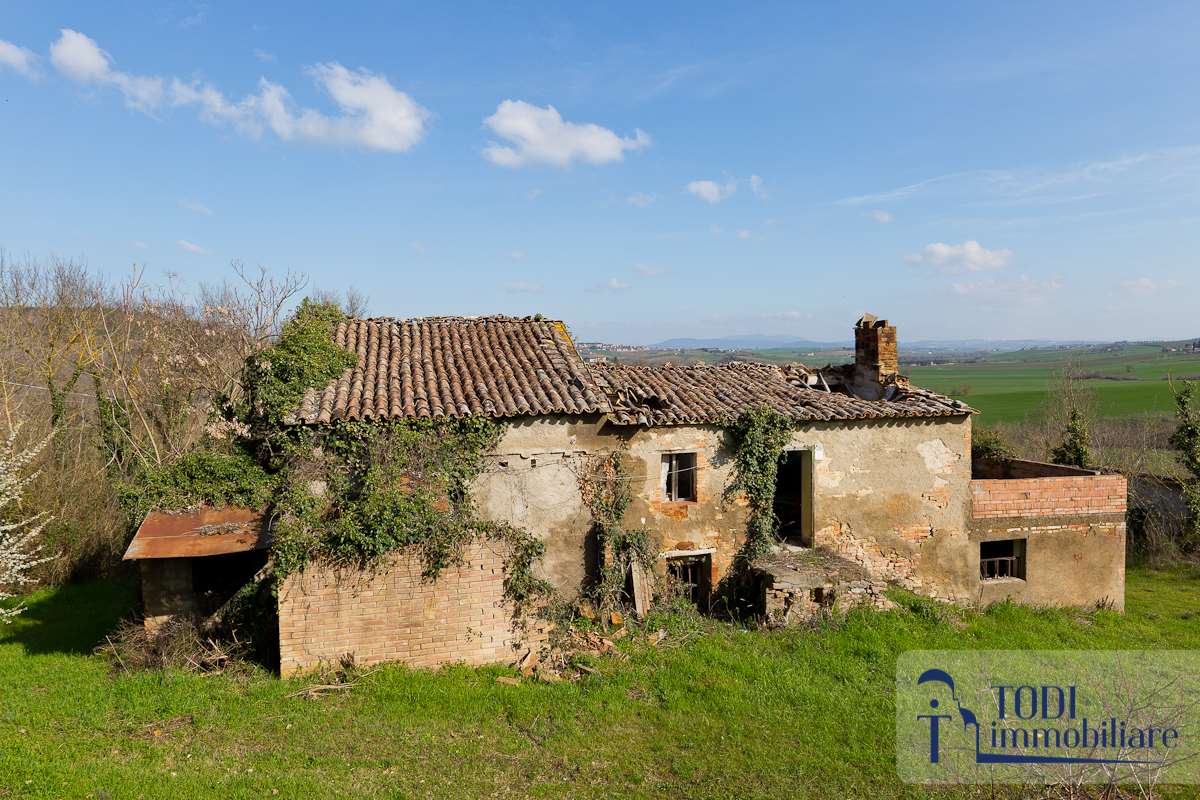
[0,427,53,622]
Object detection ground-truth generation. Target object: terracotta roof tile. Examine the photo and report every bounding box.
[294,316,972,426]
[590,362,973,425]
[294,316,611,423]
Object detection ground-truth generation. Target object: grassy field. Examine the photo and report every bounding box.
[907,345,1200,424]
[2,567,1199,798]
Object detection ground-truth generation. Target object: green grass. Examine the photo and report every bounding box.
[907,345,1200,424]
[2,567,1199,798]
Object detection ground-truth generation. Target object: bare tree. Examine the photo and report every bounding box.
[0,255,307,583]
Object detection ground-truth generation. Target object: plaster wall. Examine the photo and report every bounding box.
[472,414,979,601]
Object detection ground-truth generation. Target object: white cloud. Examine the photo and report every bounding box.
[172,63,430,152]
[749,174,766,198]
[687,179,736,204]
[268,63,429,151]
[503,280,542,294]
[0,39,38,78]
[180,199,213,216]
[835,172,968,206]
[253,48,275,64]
[626,192,656,207]
[178,4,208,29]
[950,274,1061,306]
[526,188,543,200]
[176,239,208,254]
[482,100,650,168]
[45,29,428,152]
[868,209,894,223]
[737,228,751,240]
[760,309,812,322]
[591,277,631,293]
[509,249,527,261]
[1121,277,1180,295]
[905,240,1012,274]
[131,240,148,250]
[634,263,666,277]
[50,29,164,112]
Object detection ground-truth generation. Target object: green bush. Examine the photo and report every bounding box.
[118,448,276,521]
[970,427,1014,463]
[1050,408,1093,470]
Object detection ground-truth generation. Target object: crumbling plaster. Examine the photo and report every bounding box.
[472,413,979,601]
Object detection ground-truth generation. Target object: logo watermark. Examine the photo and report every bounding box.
[897,651,1200,785]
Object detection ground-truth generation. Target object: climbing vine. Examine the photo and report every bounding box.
[577,450,653,610]
[226,297,358,460]
[124,298,550,617]
[116,447,277,524]
[270,417,550,611]
[724,406,797,563]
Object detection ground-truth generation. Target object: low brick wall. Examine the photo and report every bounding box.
[969,472,1127,610]
[277,541,537,676]
[970,474,1126,520]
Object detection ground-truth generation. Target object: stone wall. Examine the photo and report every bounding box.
[277,541,539,676]
[472,417,753,595]
[474,414,979,603]
[471,412,1125,614]
[804,417,977,602]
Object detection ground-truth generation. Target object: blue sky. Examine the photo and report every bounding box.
[2,2,1198,344]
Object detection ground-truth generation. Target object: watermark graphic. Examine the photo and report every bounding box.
[896,651,1200,786]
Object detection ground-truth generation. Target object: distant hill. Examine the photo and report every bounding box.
[654,335,846,350]
[652,334,1104,352]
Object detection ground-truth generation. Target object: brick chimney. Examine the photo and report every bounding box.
[854,313,899,391]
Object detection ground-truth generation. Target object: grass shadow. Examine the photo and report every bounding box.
[0,576,138,655]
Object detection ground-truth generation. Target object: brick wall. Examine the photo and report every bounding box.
[970,474,1126,520]
[277,541,539,676]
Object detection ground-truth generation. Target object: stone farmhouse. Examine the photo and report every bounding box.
[126,314,1127,674]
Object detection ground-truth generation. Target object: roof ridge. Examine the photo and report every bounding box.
[347,315,567,324]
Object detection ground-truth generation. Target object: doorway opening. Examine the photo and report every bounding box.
[666,552,712,611]
[773,449,814,546]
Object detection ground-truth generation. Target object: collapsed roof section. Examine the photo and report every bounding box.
[591,362,972,426]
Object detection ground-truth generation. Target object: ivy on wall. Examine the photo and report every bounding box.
[724,406,797,563]
[577,449,652,610]
[125,299,550,615]
[271,417,550,611]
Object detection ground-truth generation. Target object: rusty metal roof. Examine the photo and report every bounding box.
[123,507,269,560]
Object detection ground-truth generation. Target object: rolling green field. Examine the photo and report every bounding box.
[3,568,1199,799]
[907,345,1200,424]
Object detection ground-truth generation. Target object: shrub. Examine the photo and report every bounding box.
[971,428,1014,463]
[1050,408,1093,470]
[1169,381,1200,547]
